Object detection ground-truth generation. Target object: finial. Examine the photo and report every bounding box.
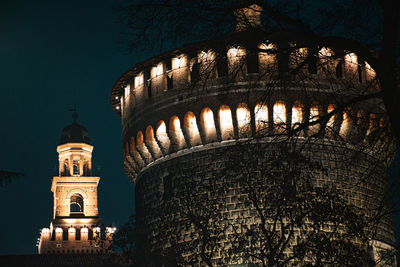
[69,92,78,123]
[72,110,78,122]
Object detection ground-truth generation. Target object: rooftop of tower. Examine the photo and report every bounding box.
[60,113,90,145]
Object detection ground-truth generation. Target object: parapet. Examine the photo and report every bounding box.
[111,32,392,183]
[110,33,378,117]
[38,226,115,254]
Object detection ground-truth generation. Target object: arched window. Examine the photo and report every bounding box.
[70,193,84,213]
[73,164,79,176]
[63,160,69,176]
[83,163,89,176]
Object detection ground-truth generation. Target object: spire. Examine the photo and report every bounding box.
[70,92,78,123]
[71,104,78,123]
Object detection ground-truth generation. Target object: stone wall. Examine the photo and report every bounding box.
[134,140,395,264]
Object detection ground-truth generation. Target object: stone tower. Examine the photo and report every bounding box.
[110,5,396,265]
[38,113,114,254]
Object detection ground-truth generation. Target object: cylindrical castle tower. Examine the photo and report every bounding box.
[110,6,396,265]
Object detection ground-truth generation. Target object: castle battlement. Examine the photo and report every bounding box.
[110,5,396,265]
[111,39,378,116]
[109,33,390,183]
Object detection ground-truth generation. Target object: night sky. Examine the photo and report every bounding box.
[1,0,399,256]
[0,1,136,254]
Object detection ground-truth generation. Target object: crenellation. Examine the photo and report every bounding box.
[110,9,396,263]
[124,96,392,180]
[112,40,379,116]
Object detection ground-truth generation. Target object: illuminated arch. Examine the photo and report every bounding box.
[258,43,276,78]
[236,103,251,138]
[156,120,170,153]
[130,136,135,152]
[145,126,155,141]
[310,102,320,122]
[66,188,88,200]
[145,125,162,159]
[73,164,79,176]
[254,102,268,134]
[169,116,185,150]
[125,142,130,155]
[184,112,201,146]
[70,193,84,213]
[137,131,144,146]
[136,130,152,162]
[309,102,320,134]
[218,105,234,140]
[291,101,304,128]
[273,101,286,127]
[339,108,351,138]
[326,104,336,129]
[200,107,217,143]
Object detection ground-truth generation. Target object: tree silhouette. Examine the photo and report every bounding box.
[0,170,24,187]
[113,0,399,265]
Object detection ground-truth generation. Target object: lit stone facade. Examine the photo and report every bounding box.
[110,7,396,265]
[38,117,113,254]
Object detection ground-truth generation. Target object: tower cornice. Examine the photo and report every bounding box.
[51,176,100,192]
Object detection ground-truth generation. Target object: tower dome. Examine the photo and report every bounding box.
[59,113,90,145]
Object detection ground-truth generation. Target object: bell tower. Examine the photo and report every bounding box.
[38,113,113,254]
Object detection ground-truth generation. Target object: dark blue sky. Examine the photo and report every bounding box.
[1,0,399,256]
[0,0,136,254]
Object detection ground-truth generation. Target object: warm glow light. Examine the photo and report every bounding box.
[201,108,216,142]
[56,228,63,233]
[254,103,268,131]
[339,111,350,137]
[291,102,303,125]
[219,105,233,140]
[94,227,101,233]
[134,73,144,87]
[170,116,185,148]
[327,104,335,128]
[258,43,275,51]
[157,121,166,134]
[145,126,155,141]
[199,50,215,62]
[137,131,144,146]
[151,64,163,78]
[68,227,75,233]
[187,114,196,128]
[319,47,333,57]
[81,227,88,233]
[106,227,116,234]
[310,104,319,122]
[296,47,307,57]
[63,218,93,224]
[237,104,250,134]
[345,53,357,64]
[172,116,181,130]
[227,47,245,58]
[124,84,130,99]
[202,109,215,130]
[156,121,169,150]
[273,102,286,124]
[42,228,50,234]
[184,112,200,145]
[172,55,187,69]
